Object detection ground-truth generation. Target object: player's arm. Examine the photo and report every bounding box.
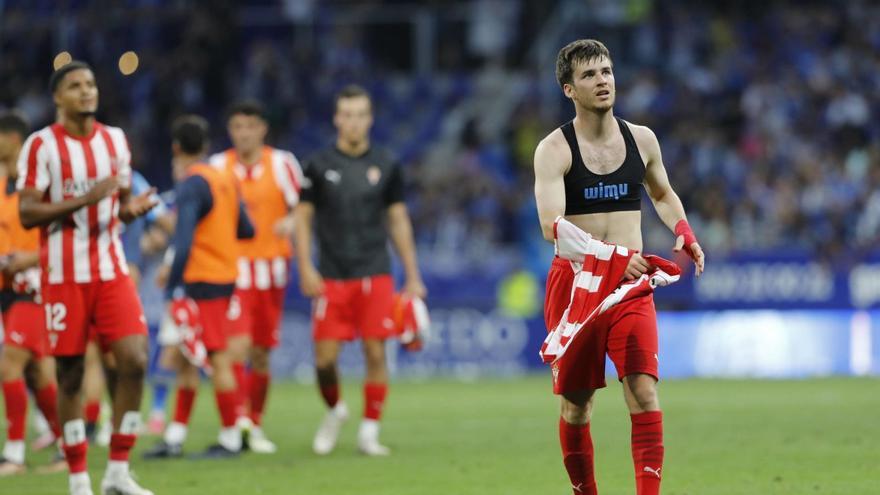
[164,175,210,298]
[0,250,39,275]
[273,151,303,238]
[293,200,323,298]
[118,186,158,224]
[638,125,705,276]
[18,179,118,229]
[383,163,425,297]
[387,202,426,298]
[293,158,324,298]
[15,134,114,228]
[533,132,570,242]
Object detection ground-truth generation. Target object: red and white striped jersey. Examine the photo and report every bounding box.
[209,146,303,290]
[16,122,132,285]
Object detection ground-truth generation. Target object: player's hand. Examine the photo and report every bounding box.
[674,236,705,277]
[123,187,159,220]
[402,277,427,299]
[299,265,325,298]
[140,227,169,256]
[273,215,296,238]
[623,252,651,281]
[1,251,39,275]
[155,264,170,288]
[84,176,120,205]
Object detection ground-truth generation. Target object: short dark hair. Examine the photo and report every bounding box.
[555,39,611,89]
[49,60,93,93]
[226,100,266,122]
[171,115,209,155]
[0,111,29,138]
[334,84,371,111]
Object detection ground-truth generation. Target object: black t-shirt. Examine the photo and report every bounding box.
[300,146,404,279]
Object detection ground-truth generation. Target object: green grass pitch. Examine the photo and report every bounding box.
[5,376,878,494]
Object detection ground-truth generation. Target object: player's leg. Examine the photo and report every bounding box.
[560,389,598,495]
[246,344,275,453]
[82,341,105,442]
[354,275,395,456]
[607,294,663,495]
[0,344,32,475]
[545,257,605,495]
[30,355,63,452]
[312,338,347,455]
[191,296,244,457]
[622,374,663,495]
[226,292,251,424]
[245,286,285,454]
[358,338,390,455]
[56,355,90,487]
[311,279,353,455]
[93,276,153,495]
[24,356,66,473]
[143,348,194,459]
[204,348,243,455]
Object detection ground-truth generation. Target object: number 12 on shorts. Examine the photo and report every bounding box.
[45,302,68,331]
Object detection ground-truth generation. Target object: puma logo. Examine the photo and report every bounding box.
[643,466,661,478]
[572,482,584,493]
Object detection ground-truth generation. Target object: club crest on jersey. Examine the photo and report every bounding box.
[366,165,381,185]
[584,182,629,201]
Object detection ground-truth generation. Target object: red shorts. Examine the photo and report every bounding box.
[194,297,239,352]
[235,287,285,348]
[42,276,148,356]
[2,300,49,358]
[312,275,395,341]
[544,257,658,394]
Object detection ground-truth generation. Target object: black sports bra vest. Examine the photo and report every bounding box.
[561,117,644,215]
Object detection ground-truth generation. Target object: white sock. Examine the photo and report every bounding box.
[333,401,348,417]
[118,411,141,434]
[218,426,241,452]
[2,440,25,464]
[64,419,87,445]
[69,471,91,486]
[105,460,128,479]
[164,421,188,445]
[358,419,380,442]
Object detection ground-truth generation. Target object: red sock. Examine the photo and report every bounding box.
[35,383,62,438]
[232,362,249,417]
[319,384,339,408]
[249,371,270,425]
[363,382,387,420]
[63,441,88,474]
[215,390,239,428]
[2,379,28,441]
[631,411,664,495]
[84,401,101,424]
[559,418,597,495]
[173,387,197,425]
[109,433,137,461]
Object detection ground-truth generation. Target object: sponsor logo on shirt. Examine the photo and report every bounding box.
[584,182,629,201]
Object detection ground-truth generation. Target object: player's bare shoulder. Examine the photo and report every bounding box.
[534,128,572,177]
[621,121,661,166]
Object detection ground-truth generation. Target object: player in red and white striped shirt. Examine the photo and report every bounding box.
[205,100,302,453]
[16,61,155,495]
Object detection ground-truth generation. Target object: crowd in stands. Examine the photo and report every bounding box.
[1,0,877,280]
